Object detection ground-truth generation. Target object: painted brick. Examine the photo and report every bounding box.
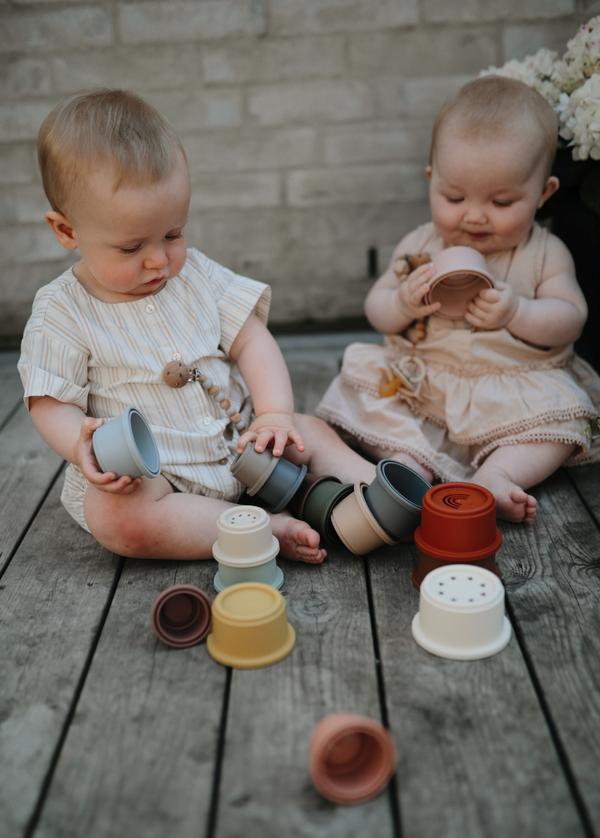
[118,0,267,45]
[0,100,58,142]
[202,35,346,84]
[323,121,432,165]
[422,0,575,23]
[51,46,206,94]
[0,184,47,224]
[502,20,582,60]
[0,144,36,185]
[348,28,499,77]
[2,225,64,265]
[270,0,418,35]
[183,128,318,174]
[0,55,52,98]
[286,163,426,207]
[248,80,373,126]
[145,90,242,131]
[190,172,280,210]
[0,7,112,54]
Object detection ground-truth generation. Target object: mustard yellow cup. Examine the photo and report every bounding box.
[206,582,296,669]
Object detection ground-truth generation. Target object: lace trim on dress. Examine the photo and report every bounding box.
[472,431,590,468]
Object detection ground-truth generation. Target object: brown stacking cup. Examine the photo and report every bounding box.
[413,482,502,589]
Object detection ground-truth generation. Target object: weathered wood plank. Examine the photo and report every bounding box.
[500,469,600,830]
[36,558,227,838]
[0,482,116,836]
[0,404,63,576]
[567,463,600,525]
[367,533,582,838]
[215,549,394,838]
[0,351,21,428]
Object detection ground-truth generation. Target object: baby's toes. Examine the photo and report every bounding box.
[296,546,327,565]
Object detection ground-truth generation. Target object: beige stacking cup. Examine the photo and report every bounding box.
[212,506,283,592]
[425,246,495,319]
[330,483,396,554]
[207,582,296,669]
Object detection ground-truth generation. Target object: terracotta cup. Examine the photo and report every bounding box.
[301,479,353,543]
[364,459,431,540]
[309,713,396,805]
[331,483,396,555]
[212,505,284,592]
[150,585,211,648]
[411,564,512,660]
[206,582,295,669]
[92,406,160,478]
[230,442,278,496]
[425,246,494,319]
[413,482,502,589]
[256,457,308,514]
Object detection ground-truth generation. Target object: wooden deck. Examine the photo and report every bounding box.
[2,336,600,838]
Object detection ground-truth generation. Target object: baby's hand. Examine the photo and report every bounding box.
[237,413,305,457]
[397,263,441,320]
[76,417,142,495]
[465,284,519,331]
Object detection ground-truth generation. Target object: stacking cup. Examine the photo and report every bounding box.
[206,582,296,669]
[411,564,512,660]
[331,483,396,555]
[425,246,494,319]
[413,482,502,589]
[288,472,339,520]
[92,406,160,478]
[230,442,278,496]
[309,713,396,805]
[364,459,431,540]
[150,584,212,648]
[256,457,308,514]
[301,479,353,542]
[212,506,283,592]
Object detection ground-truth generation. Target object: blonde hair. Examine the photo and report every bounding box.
[429,76,558,177]
[38,89,186,214]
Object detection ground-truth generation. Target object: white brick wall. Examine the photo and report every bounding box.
[0,0,587,339]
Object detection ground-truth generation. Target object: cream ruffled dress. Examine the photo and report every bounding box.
[317,222,600,482]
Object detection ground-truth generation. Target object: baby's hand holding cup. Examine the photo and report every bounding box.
[79,417,142,495]
[465,283,519,331]
[396,263,441,320]
[238,412,305,458]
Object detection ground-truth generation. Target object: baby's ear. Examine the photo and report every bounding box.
[538,175,559,208]
[45,211,78,250]
[425,165,432,179]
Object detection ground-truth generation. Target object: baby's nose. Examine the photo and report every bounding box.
[463,204,487,223]
[143,248,169,270]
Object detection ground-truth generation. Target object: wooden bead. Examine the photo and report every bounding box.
[229,412,242,424]
[220,398,231,411]
[162,360,191,388]
[207,385,220,396]
[236,423,246,432]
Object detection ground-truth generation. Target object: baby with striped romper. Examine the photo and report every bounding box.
[18,89,376,563]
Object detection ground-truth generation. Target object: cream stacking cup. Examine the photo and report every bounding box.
[212,505,284,592]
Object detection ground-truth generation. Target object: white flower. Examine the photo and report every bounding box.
[559,74,600,160]
[561,15,600,91]
[480,49,562,105]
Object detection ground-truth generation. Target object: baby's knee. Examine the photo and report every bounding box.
[86,498,151,557]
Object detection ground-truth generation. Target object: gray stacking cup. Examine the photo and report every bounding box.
[364,460,431,540]
[230,442,278,495]
[92,407,160,478]
[256,458,308,514]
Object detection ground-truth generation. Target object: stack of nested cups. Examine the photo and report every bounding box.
[413,483,502,589]
[212,505,284,592]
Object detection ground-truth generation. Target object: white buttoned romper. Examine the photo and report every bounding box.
[18,248,271,532]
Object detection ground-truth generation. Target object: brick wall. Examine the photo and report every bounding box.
[0,0,593,341]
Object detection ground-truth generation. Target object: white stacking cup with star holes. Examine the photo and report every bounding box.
[211,505,284,593]
[411,564,512,660]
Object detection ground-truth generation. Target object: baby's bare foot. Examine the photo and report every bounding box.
[271,514,327,564]
[476,467,537,523]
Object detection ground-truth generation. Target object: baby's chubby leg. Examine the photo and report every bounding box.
[84,474,326,563]
[473,441,576,524]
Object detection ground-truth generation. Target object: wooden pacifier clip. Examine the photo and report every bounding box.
[162,360,246,433]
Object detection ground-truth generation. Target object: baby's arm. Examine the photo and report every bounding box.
[230,314,304,456]
[507,235,587,347]
[466,236,587,347]
[365,243,440,334]
[29,396,140,494]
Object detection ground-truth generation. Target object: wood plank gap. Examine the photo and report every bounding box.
[0,460,65,580]
[564,469,600,533]
[205,667,233,838]
[23,555,125,838]
[504,593,597,838]
[0,399,22,434]
[363,558,403,838]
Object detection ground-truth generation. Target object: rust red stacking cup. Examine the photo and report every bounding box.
[413,483,502,589]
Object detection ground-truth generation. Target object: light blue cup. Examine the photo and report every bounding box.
[92,407,160,478]
[214,558,284,593]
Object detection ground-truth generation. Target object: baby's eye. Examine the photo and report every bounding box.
[445,196,463,204]
[493,200,513,208]
[165,232,183,241]
[119,244,141,254]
